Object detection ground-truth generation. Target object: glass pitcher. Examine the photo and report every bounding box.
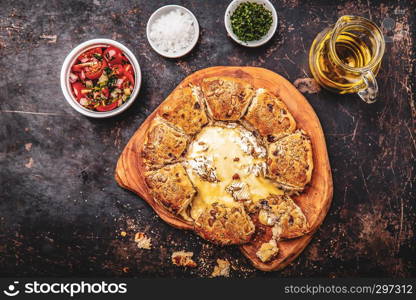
[309,15,385,103]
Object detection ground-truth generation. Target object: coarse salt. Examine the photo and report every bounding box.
[149,9,196,55]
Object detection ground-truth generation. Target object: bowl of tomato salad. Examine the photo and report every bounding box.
[61,39,141,118]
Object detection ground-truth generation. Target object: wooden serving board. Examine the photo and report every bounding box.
[115,66,333,272]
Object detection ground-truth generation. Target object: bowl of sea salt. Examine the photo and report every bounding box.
[147,5,199,58]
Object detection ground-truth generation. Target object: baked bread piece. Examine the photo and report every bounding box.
[201,77,255,121]
[256,240,279,263]
[159,86,208,135]
[257,194,309,239]
[244,89,296,141]
[194,202,255,245]
[266,130,313,191]
[141,117,190,169]
[171,251,197,267]
[145,163,196,214]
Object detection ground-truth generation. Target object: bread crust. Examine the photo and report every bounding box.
[244,89,296,140]
[266,130,313,191]
[145,163,196,215]
[194,202,255,245]
[258,194,310,239]
[141,117,190,169]
[201,77,255,121]
[159,86,208,135]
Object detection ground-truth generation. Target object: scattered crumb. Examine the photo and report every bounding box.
[211,259,231,277]
[112,32,123,40]
[134,232,151,250]
[256,240,279,263]
[24,143,32,151]
[24,157,34,168]
[293,78,321,94]
[120,231,127,237]
[171,251,197,267]
[176,60,192,73]
[39,34,57,43]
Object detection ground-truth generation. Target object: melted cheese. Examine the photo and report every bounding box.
[185,125,283,220]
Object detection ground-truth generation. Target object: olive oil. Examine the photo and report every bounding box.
[309,16,385,101]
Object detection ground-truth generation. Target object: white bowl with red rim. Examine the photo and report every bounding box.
[60,38,142,118]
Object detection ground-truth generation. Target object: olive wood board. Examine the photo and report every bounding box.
[115,66,333,272]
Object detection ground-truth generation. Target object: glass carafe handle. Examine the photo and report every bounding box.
[358,70,378,103]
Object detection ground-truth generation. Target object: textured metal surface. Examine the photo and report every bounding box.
[0,0,415,278]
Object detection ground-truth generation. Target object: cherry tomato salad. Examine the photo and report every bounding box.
[69,45,135,112]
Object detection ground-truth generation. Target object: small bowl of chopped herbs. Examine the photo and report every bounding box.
[225,0,278,47]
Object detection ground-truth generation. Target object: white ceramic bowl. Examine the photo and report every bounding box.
[146,5,199,58]
[225,0,278,47]
[60,39,142,118]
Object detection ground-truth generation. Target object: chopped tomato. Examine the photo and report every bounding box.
[123,64,133,75]
[111,64,124,76]
[96,102,118,112]
[71,64,84,72]
[125,72,134,87]
[72,82,86,100]
[85,59,107,80]
[70,45,134,112]
[78,47,102,62]
[101,87,109,98]
[103,46,124,65]
[116,73,135,89]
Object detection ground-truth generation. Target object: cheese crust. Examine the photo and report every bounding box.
[144,163,196,214]
[159,86,208,135]
[194,202,255,245]
[258,194,309,239]
[266,130,313,191]
[201,77,255,121]
[244,89,296,140]
[141,117,190,169]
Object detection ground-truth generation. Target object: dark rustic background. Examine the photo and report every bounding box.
[0,0,415,278]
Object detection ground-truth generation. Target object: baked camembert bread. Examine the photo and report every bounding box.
[141,76,314,266]
[201,77,255,121]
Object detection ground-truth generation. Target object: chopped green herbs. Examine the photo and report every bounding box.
[230,2,273,42]
[108,76,117,87]
[93,53,103,60]
[104,66,112,74]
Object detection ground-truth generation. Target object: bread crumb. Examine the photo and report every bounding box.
[256,240,279,263]
[134,232,151,250]
[39,34,57,43]
[120,231,127,237]
[171,251,197,267]
[211,259,230,277]
[25,143,32,151]
[293,78,321,94]
[25,157,34,168]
